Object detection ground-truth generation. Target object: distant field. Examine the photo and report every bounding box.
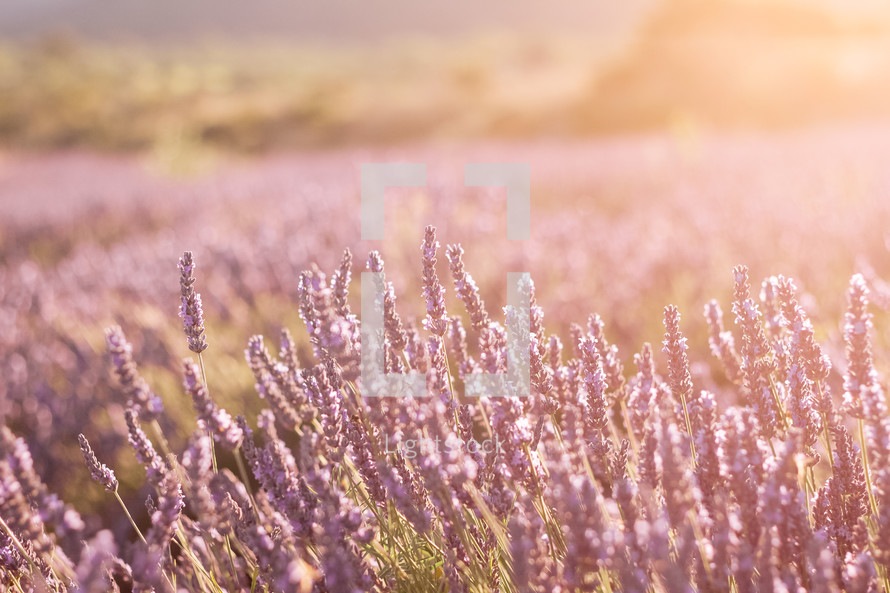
[0,36,620,153]
[4,0,890,156]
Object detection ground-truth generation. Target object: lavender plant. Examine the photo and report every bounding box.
[4,229,890,593]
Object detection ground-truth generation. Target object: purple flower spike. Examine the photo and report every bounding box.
[183,359,243,450]
[178,250,208,354]
[421,226,448,336]
[78,434,118,493]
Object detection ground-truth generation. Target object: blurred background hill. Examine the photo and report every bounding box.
[577,0,890,132]
[1,0,890,153]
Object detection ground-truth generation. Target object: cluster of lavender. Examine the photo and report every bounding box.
[3,231,890,592]
[7,133,890,514]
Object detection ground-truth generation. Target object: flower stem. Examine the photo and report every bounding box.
[679,392,697,463]
[859,418,879,517]
[198,353,219,474]
[114,488,147,544]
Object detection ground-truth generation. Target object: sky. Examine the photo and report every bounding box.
[0,0,657,44]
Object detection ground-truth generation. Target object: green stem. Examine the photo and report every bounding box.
[767,374,790,432]
[679,392,697,463]
[114,489,147,544]
[0,515,47,585]
[440,342,461,432]
[10,574,26,593]
[859,418,880,517]
[768,438,779,460]
[821,412,834,474]
[816,380,834,477]
[198,353,219,474]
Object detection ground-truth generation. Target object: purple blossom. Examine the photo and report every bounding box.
[104,326,163,420]
[704,300,743,385]
[662,305,695,408]
[183,359,243,449]
[124,408,167,486]
[78,434,118,493]
[579,336,608,433]
[421,225,449,336]
[178,250,208,354]
[732,266,780,439]
[843,274,879,419]
[445,243,490,330]
[331,248,353,318]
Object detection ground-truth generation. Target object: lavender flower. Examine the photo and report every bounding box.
[589,314,625,401]
[628,343,657,439]
[547,334,563,371]
[775,276,831,384]
[761,275,791,377]
[149,475,184,544]
[245,335,302,429]
[719,407,764,549]
[829,425,868,530]
[124,408,167,486]
[662,305,694,405]
[303,365,345,461]
[178,250,208,354]
[0,532,27,583]
[421,225,448,336]
[529,332,554,403]
[72,530,119,593]
[761,438,811,583]
[78,434,118,492]
[345,415,386,507]
[105,325,163,420]
[659,416,700,527]
[404,321,430,372]
[704,300,743,384]
[663,305,698,441]
[428,335,456,411]
[693,391,722,515]
[579,337,608,433]
[447,315,473,378]
[843,274,879,419]
[445,243,490,330]
[331,248,353,318]
[181,431,214,519]
[774,276,825,448]
[297,264,361,379]
[732,266,779,439]
[133,472,184,590]
[279,327,300,374]
[0,461,53,555]
[0,427,84,541]
[183,359,243,449]
[370,253,409,362]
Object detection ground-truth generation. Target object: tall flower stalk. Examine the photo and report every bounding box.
[178,251,208,355]
[663,304,697,461]
[843,274,882,518]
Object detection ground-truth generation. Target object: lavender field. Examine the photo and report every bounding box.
[7,0,890,588]
[3,121,890,591]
